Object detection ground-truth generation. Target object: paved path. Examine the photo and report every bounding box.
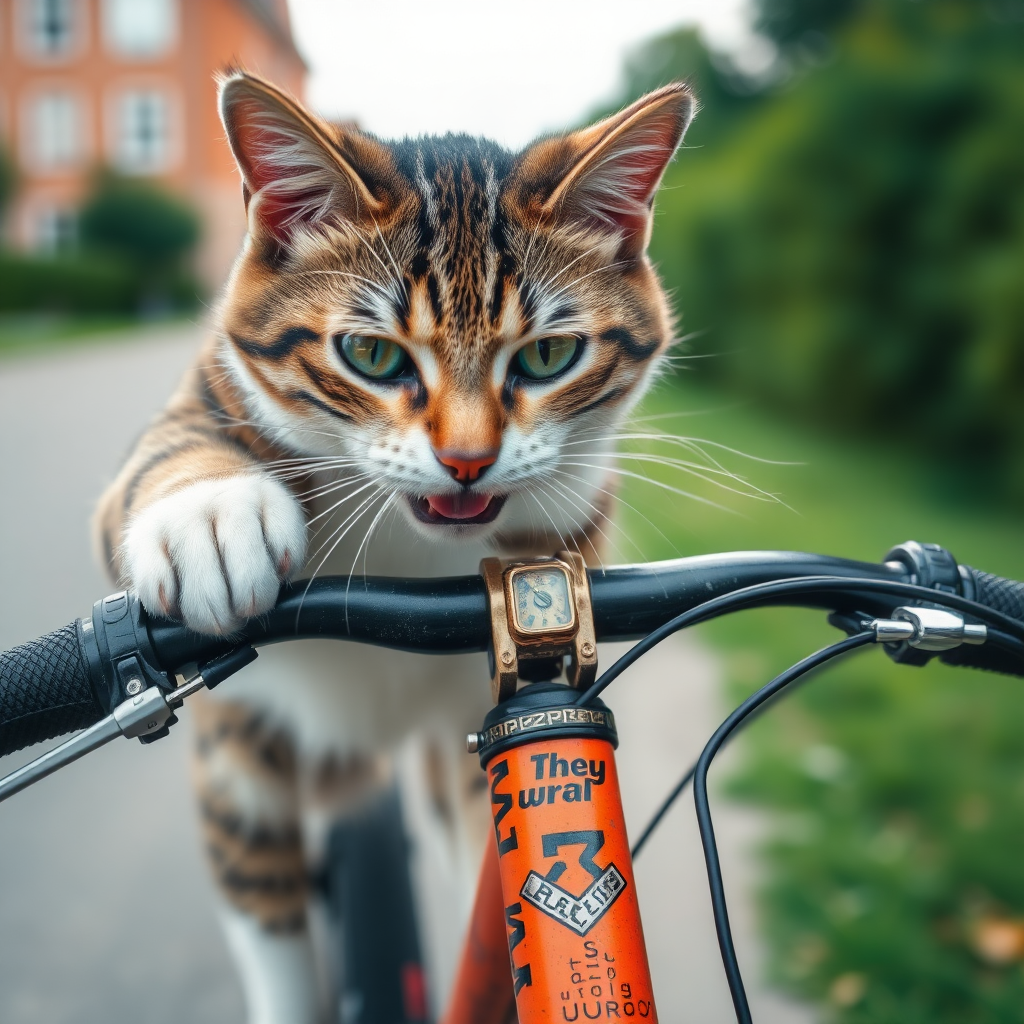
[0,325,813,1023]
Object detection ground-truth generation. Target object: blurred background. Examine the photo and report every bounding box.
[1,0,1023,1021]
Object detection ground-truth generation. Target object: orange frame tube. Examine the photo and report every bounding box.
[442,838,517,1024]
[488,735,657,1022]
[445,684,658,1023]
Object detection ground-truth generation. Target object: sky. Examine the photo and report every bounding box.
[287,0,753,148]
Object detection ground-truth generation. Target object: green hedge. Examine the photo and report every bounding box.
[0,253,138,313]
[0,253,201,315]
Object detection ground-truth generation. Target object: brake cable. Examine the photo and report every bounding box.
[630,626,1024,861]
[576,574,1024,709]
[694,632,874,1024]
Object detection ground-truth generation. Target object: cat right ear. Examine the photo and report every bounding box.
[218,71,393,242]
[513,83,696,257]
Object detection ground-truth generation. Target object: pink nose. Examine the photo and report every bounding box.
[435,450,498,483]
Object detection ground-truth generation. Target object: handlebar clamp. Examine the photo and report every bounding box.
[882,541,972,666]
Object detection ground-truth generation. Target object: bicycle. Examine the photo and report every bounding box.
[2,539,1023,1024]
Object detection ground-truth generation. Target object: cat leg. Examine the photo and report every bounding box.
[302,748,393,863]
[191,694,320,1024]
[397,728,494,1013]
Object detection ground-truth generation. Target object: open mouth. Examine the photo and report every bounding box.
[408,492,506,526]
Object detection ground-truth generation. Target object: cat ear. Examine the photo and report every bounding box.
[516,84,696,255]
[218,71,392,242]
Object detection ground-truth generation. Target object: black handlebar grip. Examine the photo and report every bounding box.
[0,623,106,758]
[936,566,1024,678]
[966,567,1024,624]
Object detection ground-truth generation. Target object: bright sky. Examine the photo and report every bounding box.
[287,0,753,148]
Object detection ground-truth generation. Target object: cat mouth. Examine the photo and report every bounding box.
[409,492,506,526]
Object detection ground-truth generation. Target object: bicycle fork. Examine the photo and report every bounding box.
[446,682,658,1024]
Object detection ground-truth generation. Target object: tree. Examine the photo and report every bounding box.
[650,0,1024,500]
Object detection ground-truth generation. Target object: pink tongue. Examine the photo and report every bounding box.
[426,492,492,520]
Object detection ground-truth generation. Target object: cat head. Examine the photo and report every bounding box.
[216,71,694,546]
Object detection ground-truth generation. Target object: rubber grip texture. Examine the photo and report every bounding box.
[969,568,1024,623]
[939,567,1024,678]
[0,623,105,758]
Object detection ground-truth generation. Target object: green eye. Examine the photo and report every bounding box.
[337,333,408,380]
[515,336,581,380]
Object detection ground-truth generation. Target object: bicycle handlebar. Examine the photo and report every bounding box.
[3,547,1024,761]
[144,550,914,667]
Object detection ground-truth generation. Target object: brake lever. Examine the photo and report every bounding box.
[0,645,257,805]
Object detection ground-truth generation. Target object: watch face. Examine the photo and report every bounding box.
[510,566,575,635]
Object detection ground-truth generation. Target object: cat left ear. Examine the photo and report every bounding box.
[218,71,395,242]
[516,84,696,256]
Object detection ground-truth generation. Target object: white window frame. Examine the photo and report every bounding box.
[105,84,181,175]
[16,0,87,62]
[20,86,89,174]
[101,0,178,60]
[31,201,78,253]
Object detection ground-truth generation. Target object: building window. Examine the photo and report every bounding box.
[113,90,171,173]
[26,0,77,57]
[33,205,77,253]
[28,92,83,171]
[102,0,177,58]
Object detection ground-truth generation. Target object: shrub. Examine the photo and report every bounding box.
[0,176,204,315]
[0,252,140,314]
[78,174,201,272]
[0,144,16,220]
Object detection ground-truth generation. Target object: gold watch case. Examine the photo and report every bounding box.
[480,551,597,703]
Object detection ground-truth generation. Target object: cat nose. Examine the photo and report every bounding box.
[435,449,498,484]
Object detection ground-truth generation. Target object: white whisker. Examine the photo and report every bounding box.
[307,478,382,528]
[344,491,399,630]
[550,468,679,558]
[557,461,741,515]
[537,480,616,569]
[296,488,386,626]
[544,475,646,564]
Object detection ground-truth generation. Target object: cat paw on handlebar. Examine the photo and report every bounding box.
[122,473,307,636]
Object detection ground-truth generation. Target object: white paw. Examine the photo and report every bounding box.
[124,475,307,635]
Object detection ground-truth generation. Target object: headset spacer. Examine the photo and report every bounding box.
[469,681,617,767]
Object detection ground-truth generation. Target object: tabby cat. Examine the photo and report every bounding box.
[94,71,694,1024]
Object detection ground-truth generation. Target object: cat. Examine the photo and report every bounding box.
[93,70,694,1024]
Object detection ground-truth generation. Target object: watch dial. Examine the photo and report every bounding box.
[512,568,573,633]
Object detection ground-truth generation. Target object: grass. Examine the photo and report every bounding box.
[615,375,1024,1022]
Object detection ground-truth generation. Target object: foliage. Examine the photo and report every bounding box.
[594,27,765,150]
[0,313,143,357]
[0,252,199,316]
[0,174,208,315]
[79,174,201,272]
[0,144,16,219]
[619,377,1024,1024]
[618,0,1024,502]
[754,0,863,53]
[613,3,1024,1016]
[0,253,139,313]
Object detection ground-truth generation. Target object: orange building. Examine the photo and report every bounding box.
[0,0,306,286]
